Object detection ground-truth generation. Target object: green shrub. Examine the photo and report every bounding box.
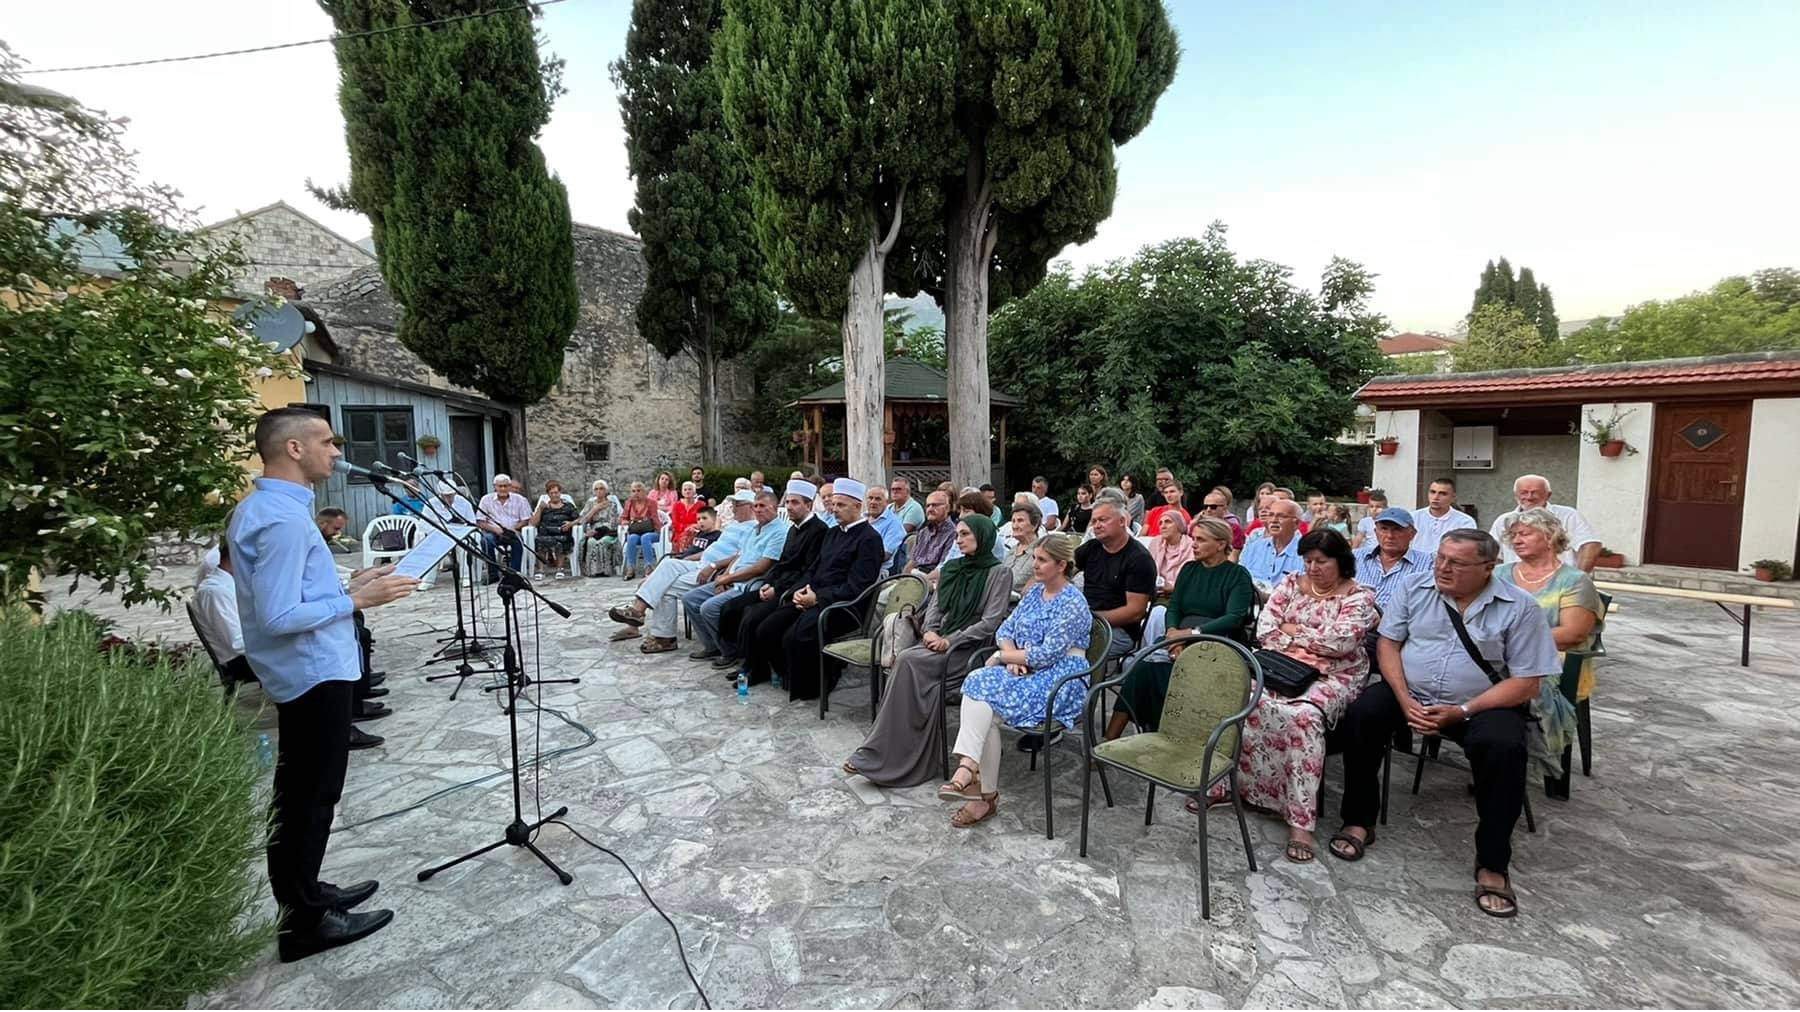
[689,462,799,504]
[0,607,266,1006]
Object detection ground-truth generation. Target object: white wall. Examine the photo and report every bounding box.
[1739,397,1800,570]
[1575,400,1655,562]
[1371,409,1421,508]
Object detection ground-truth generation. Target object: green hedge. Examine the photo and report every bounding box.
[0,609,265,1006]
[689,461,803,504]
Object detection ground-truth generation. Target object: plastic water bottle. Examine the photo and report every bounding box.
[736,670,749,700]
[255,733,275,770]
[771,670,782,691]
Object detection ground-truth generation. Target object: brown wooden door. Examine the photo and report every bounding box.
[1645,401,1751,569]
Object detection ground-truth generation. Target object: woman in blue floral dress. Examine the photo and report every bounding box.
[939,533,1093,828]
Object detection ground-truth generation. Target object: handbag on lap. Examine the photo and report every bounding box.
[1252,648,1321,698]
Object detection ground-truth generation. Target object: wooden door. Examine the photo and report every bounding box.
[450,415,486,493]
[1645,401,1751,569]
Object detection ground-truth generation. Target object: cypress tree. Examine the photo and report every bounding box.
[1536,282,1559,341]
[1514,266,1541,328]
[718,0,960,480]
[1493,257,1516,307]
[1471,259,1498,317]
[886,1,1179,487]
[613,0,777,462]
[316,0,578,404]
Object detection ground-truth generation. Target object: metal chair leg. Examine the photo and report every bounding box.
[1043,744,1056,841]
[1577,698,1592,775]
[1098,765,1115,808]
[1523,792,1536,834]
[1231,772,1257,873]
[1080,759,1094,857]
[1379,743,1392,826]
[1198,800,1213,921]
[1145,782,1157,826]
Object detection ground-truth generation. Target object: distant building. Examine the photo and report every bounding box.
[198,200,376,295]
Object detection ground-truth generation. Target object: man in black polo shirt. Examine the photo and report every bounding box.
[1075,499,1156,660]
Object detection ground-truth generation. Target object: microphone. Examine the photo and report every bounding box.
[334,458,391,484]
[397,452,420,470]
[397,451,447,477]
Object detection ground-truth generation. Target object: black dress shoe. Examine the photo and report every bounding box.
[320,879,379,911]
[348,726,385,750]
[368,674,386,688]
[277,907,394,963]
[362,686,390,698]
[711,655,740,669]
[352,701,392,722]
[689,647,720,661]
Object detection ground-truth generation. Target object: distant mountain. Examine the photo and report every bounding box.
[885,292,944,333]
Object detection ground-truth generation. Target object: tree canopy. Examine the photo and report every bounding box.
[316,0,578,404]
[989,225,1387,494]
[1563,269,1800,364]
[1453,303,1554,372]
[613,0,777,460]
[1471,256,1558,341]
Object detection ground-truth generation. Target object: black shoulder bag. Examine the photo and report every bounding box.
[1251,648,1321,698]
[1441,600,1504,687]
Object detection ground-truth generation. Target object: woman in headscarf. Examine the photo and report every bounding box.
[846,515,1012,788]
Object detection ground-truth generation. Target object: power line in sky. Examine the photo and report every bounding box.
[19,0,570,75]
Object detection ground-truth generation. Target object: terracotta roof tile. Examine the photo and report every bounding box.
[1356,352,1800,405]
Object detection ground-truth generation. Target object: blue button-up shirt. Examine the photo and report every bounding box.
[1239,533,1304,588]
[869,510,906,557]
[746,517,790,563]
[700,520,754,566]
[228,477,359,704]
[887,498,925,531]
[1377,575,1560,706]
[1354,545,1432,614]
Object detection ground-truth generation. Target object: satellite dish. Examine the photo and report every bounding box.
[232,300,309,352]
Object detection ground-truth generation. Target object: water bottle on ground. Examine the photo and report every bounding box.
[771,670,782,691]
[255,733,275,770]
[736,670,749,700]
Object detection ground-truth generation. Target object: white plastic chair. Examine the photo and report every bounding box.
[361,515,419,571]
[519,526,538,579]
[570,522,587,575]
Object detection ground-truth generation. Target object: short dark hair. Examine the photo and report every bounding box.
[1430,476,1457,491]
[216,538,231,564]
[316,507,347,521]
[253,407,326,461]
[979,483,995,493]
[1297,527,1356,580]
[755,489,778,504]
[1441,527,1500,563]
[697,506,716,518]
[957,490,990,515]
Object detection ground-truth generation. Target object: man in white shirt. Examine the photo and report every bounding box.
[1032,475,1061,532]
[1487,473,1602,571]
[476,473,534,581]
[193,540,247,673]
[1410,477,1477,556]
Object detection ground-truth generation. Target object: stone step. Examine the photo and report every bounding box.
[1601,563,1800,604]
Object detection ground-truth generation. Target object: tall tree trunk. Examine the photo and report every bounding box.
[697,312,722,463]
[839,190,906,484]
[945,151,994,490]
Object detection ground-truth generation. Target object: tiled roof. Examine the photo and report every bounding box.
[1379,332,1458,355]
[1356,351,1800,407]
[793,357,1022,407]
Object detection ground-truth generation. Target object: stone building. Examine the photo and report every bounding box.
[198,200,376,295]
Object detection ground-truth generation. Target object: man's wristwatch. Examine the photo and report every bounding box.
[1458,703,1471,720]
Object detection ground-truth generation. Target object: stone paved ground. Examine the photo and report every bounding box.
[45,566,1800,1009]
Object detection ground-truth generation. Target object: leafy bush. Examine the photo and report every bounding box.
[688,462,798,504]
[0,607,266,1006]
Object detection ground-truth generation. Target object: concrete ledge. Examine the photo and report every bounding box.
[1601,563,1800,603]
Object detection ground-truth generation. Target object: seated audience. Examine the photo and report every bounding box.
[580,480,623,577]
[1001,502,1044,595]
[1353,507,1431,664]
[904,490,957,575]
[1495,508,1595,790]
[1144,480,1192,543]
[1197,486,1245,552]
[1331,529,1560,919]
[669,506,723,559]
[476,475,534,582]
[1146,508,1194,598]
[192,539,251,684]
[1104,518,1254,741]
[847,516,1012,787]
[1075,499,1155,661]
[670,481,705,549]
[314,507,357,554]
[1031,475,1061,532]
[1239,497,1306,594]
[1117,473,1147,528]
[424,479,478,528]
[864,485,907,564]
[1245,481,1278,525]
[1488,473,1602,571]
[609,495,752,652]
[528,480,580,579]
[979,483,1003,525]
[1303,492,1329,526]
[1066,485,1096,536]
[619,481,664,580]
[1209,530,1377,862]
[940,533,1092,828]
[1084,465,1110,504]
[1352,490,1388,550]
[715,480,830,674]
[649,470,679,517]
[1410,476,1477,556]
[684,491,789,661]
[888,476,925,533]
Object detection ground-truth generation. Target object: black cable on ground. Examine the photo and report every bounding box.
[549,819,711,1011]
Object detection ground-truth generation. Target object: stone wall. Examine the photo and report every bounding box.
[305,223,762,492]
[202,202,375,295]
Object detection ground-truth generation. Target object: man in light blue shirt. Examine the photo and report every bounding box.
[1353,507,1432,616]
[684,489,789,660]
[230,408,417,962]
[887,476,926,532]
[612,491,759,649]
[1333,528,1558,917]
[864,486,906,562]
[1238,497,1305,594]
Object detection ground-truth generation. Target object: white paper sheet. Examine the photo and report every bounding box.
[394,529,460,581]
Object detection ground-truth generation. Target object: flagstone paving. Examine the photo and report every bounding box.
[45,566,1800,1008]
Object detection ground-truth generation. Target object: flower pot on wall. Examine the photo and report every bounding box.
[1376,438,1399,456]
[1599,439,1626,458]
[1356,489,1372,504]
[1755,567,1775,582]
[416,436,440,456]
[1594,552,1625,569]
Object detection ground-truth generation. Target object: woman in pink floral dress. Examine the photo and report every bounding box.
[1210,528,1377,863]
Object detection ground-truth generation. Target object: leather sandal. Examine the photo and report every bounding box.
[1328,826,1376,862]
[936,760,982,802]
[1474,866,1519,918]
[951,794,999,828]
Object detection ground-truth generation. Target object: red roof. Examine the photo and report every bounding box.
[1379,332,1458,355]
[1357,352,1800,408]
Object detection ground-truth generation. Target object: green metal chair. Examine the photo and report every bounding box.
[1080,635,1262,920]
[817,573,928,720]
[957,612,1108,839]
[1550,589,1611,792]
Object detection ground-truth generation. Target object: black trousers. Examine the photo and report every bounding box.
[744,600,807,685]
[780,606,863,701]
[1338,679,1529,875]
[717,587,770,662]
[269,678,354,931]
[353,610,374,702]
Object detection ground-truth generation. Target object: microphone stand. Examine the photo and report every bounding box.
[366,472,582,886]
[416,473,506,699]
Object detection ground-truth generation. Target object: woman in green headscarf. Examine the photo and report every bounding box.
[847,515,1013,788]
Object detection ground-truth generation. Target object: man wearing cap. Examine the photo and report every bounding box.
[684,489,788,662]
[714,479,831,674]
[1353,506,1433,669]
[741,477,885,699]
[608,491,758,653]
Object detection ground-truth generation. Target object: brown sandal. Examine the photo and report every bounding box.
[1328,826,1376,862]
[1474,866,1519,918]
[936,760,982,802]
[951,794,999,828]
[639,636,677,654]
[1285,839,1316,863]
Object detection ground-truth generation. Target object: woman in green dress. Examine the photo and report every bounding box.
[1101,517,1256,739]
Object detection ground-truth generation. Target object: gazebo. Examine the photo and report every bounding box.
[790,357,1022,488]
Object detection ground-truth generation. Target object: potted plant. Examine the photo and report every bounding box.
[1356,488,1371,504]
[1376,436,1400,456]
[1578,407,1637,458]
[1594,547,1626,569]
[1751,559,1792,582]
[415,433,441,456]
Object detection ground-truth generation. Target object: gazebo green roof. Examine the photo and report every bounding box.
[791,357,1022,407]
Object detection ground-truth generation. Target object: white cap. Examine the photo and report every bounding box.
[785,479,818,500]
[729,490,756,504]
[835,477,868,502]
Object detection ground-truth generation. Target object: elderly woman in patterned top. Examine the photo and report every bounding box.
[1206,528,1378,863]
[580,480,623,577]
[938,533,1092,829]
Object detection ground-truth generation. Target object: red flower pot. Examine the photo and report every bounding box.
[1356,489,1371,504]
[1376,438,1399,456]
[1599,439,1626,457]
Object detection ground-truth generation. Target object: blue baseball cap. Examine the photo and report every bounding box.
[1374,506,1415,527]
